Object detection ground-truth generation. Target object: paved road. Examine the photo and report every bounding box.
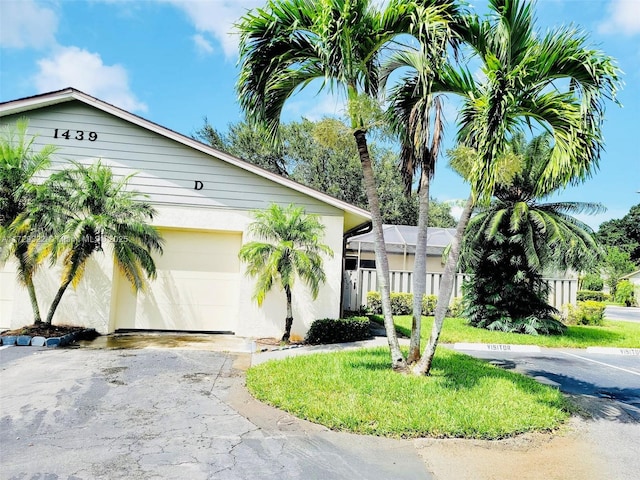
[606,305,640,323]
[0,346,430,480]
[454,347,640,420]
[453,346,640,480]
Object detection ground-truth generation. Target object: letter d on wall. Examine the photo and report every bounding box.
[194,180,204,190]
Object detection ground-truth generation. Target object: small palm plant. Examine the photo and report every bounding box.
[26,161,164,324]
[0,119,55,324]
[239,203,333,342]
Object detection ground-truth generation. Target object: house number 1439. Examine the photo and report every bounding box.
[53,128,98,141]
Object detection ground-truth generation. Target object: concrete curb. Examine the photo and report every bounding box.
[586,346,640,356]
[454,342,541,353]
[0,329,97,348]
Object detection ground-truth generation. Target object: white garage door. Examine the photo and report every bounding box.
[113,229,241,333]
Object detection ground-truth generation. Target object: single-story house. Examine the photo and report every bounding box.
[0,88,371,339]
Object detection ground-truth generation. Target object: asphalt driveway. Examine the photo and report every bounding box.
[0,346,429,480]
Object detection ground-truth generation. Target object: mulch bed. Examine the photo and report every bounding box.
[1,324,98,340]
[255,337,304,350]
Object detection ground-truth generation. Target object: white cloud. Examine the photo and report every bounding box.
[0,0,58,49]
[599,0,640,36]
[34,46,147,112]
[193,33,214,55]
[162,0,262,58]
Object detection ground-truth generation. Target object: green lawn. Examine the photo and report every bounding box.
[247,347,570,439]
[378,315,640,348]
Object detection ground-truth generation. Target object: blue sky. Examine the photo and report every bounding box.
[1,0,638,228]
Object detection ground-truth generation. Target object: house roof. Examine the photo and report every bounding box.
[346,224,456,255]
[0,88,371,232]
[621,269,640,280]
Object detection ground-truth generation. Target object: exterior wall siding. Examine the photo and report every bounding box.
[0,103,340,215]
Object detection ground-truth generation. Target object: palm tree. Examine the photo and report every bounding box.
[461,133,604,334]
[239,203,333,342]
[0,119,55,324]
[236,0,458,369]
[26,161,163,324]
[385,54,448,363]
[410,0,620,375]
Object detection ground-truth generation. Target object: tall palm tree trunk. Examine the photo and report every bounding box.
[408,171,430,363]
[46,276,74,325]
[25,274,42,325]
[16,244,42,324]
[283,284,294,342]
[354,129,407,371]
[413,195,473,376]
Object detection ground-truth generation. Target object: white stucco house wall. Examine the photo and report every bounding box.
[0,88,371,339]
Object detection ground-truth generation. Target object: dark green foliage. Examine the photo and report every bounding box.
[581,274,604,291]
[304,317,371,345]
[565,301,606,326]
[597,204,640,264]
[461,247,566,336]
[577,290,610,302]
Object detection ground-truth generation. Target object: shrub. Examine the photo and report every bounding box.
[367,291,382,314]
[565,301,606,326]
[581,274,604,291]
[447,297,464,318]
[577,290,610,302]
[304,317,371,345]
[422,294,438,315]
[615,280,636,307]
[390,292,413,315]
[366,291,442,316]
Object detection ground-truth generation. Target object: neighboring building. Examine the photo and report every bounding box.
[343,225,464,311]
[0,88,370,339]
[620,270,640,287]
[342,224,577,311]
[345,224,455,273]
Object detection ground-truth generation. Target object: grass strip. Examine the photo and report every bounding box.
[381,316,640,348]
[247,347,570,439]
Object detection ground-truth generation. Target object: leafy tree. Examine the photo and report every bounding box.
[615,280,636,307]
[602,247,636,296]
[597,204,640,264]
[238,203,333,342]
[25,161,164,324]
[195,119,289,176]
[236,0,455,370]
[460,134,602,334]
[408,0,620,375]
[581,273,604,291]
[0,119,55,324]
[428,199,456,228]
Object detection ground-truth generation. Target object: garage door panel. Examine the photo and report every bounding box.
[114,229,241,332]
